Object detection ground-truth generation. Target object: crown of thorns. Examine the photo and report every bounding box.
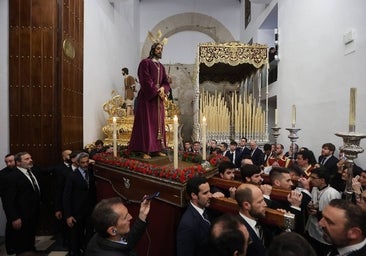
[148,30,168,45]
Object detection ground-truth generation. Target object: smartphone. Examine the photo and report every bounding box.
[144,192,160,201]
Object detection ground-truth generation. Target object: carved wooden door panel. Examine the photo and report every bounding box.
[9,0,84,166]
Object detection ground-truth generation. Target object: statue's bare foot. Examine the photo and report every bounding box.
[142,153,151,159]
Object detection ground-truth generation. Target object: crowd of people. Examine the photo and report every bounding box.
[0,137,366,256]
[177,138,366,256]
[0,144,153,256]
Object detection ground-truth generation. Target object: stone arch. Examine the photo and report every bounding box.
[141,12,235,58]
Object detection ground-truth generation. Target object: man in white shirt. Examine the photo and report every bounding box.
[177,176,212,256]
[2,152,41,254]
[302,167,341,256]
[235,183,268,256]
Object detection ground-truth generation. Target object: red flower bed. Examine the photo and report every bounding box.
[93,152,206,183]
[208,154,230,166]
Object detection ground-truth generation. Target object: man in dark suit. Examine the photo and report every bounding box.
[319,199,366,256]
[177,176,212,256]
[54,149,73,248]
[249,140,264,166]
[2,152,41,255]
[318,143,339,177]
[268,167,311,233]
[239,137,251,157]
[63,152,96,256]
[224,141,242,168]
[235,183,270,256]
[0,154,15,198]
[0,154,16,254]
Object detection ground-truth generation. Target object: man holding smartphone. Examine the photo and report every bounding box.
[86,196,151,256]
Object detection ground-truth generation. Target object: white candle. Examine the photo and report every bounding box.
[291,105,296,128]
[275,108,278,126]
[173,115,178,169]
[202,116,207,161]
[349,88,356,132]
[113,117,117,157]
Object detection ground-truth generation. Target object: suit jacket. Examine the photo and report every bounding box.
[86,218,147,256]
[54,162,73,212]
[0,167,13,198]
[250,147,264,166]
[238,216,268,256]
[265,190,311,234]
[330,243,366,256]
[63,167,96,220]
[176,202,211,256]
[2,168,40,222]
[318,155,339,176]
[225,148,242,167]
[347,243,366,256]
[2,167,41,254]
[240,147,251,156]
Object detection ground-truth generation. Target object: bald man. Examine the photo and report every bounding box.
[235,183,269,256]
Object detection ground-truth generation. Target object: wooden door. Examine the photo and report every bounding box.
[9,0,84,167]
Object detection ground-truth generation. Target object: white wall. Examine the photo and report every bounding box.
[247,0,366,165]
[0,0,9,169]
[139,0,241,64]
[0,0,9,237]
[83,0,140,145]
[278,0,366,165]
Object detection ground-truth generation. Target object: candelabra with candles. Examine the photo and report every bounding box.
[286,105,300,162]
[286,127,301,162]
[335,88,366,201]
[271,126,281,146]
[271,109,281,145]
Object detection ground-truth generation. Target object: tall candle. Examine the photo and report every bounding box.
[275,108,278,126]
[202,116,207,161]
[291,105,296,128]
[173,115,178,169]
[113,117,117,157]
[349,88,357,132]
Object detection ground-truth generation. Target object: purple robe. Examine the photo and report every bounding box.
[128,58,171,153]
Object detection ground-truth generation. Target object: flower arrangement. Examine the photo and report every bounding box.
[181,151,203,163]
[93,152,206,183]
[208,154,230,167]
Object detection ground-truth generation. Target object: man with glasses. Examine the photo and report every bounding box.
[300,167,341,256]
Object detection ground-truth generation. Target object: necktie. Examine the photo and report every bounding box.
[255,222,264,242]
[84,171,89,187]
[321,157,326,165]
[27,169,40,194]
[202,209,210,224]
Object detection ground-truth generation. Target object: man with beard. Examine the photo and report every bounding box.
[177,176,212,256]
[129,42,171,159]
[54,149,73,247]
[235,183,269,256]
[2,152,41,255]
[301,167,341,256]
[319,199,366,256]
[64,152,96,256]
[318,143,339,178]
